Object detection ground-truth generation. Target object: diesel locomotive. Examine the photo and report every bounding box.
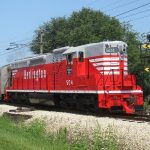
[0,41,143,114]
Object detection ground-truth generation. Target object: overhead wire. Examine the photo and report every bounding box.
[10,38,32,44]
[0,42,31,56]
[115,1,150,17]
[0,37,51,56]
[0,38,32,47]
[127,13,150,22]
[118,8,150,20]
[1,1,150,57]
[101,0,122,10]
[86,0,150,23]
[105,0,141,12]
[86,0,150,25]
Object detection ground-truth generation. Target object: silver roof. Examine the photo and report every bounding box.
[63,41,127,55]
[8,41,128,69]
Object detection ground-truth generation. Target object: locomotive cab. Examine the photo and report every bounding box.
[64,48,87,76]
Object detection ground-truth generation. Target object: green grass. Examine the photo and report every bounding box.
[0,116,120,150]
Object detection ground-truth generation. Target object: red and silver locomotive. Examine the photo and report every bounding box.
[0,41,143,114]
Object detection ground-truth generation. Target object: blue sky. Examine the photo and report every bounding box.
[0,0,150,66]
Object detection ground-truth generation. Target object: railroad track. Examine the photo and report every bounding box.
[127,114,150,122]
[1,102,150,123]
[103,114,150,123]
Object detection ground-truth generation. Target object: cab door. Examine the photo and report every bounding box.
[77,51,86,76]
[66,53,73,76]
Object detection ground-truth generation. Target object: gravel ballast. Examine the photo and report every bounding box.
[0,104,150,150]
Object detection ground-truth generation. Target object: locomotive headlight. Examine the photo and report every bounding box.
[123,44,127,53]
[118,44,127,54]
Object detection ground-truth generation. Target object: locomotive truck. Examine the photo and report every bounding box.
[0,41,143,114]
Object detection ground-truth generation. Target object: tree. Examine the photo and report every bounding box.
[31,8,140,72]
[31,8,139,56]
[30,8,150,96]
[130,63,150,96]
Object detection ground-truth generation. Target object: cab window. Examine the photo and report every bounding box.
[79,51,84,62]
[67,54,73,64]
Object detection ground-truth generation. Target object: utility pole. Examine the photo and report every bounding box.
[40,30,44,54]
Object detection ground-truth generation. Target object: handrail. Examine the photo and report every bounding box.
[121,69,124,89]
[112,69,115,89]
[96,65,104,86]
